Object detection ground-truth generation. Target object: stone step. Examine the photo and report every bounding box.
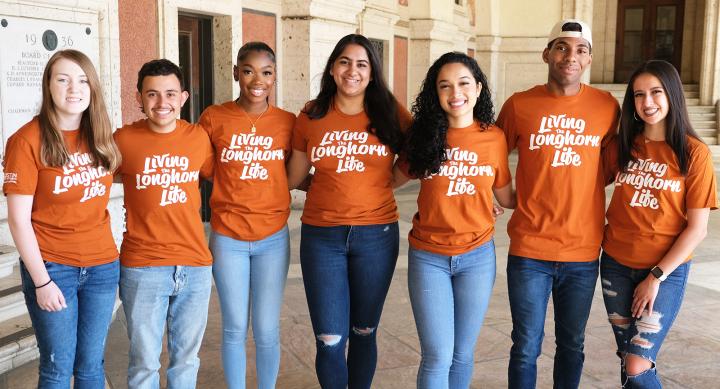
[0,246,17,279]
[0,260,34,375]
[0,265,27,324]
[702,136,718,145]
[710,145,720,159]
[694,120,717,129]
[0,313,36,374]
[698,128,718,137]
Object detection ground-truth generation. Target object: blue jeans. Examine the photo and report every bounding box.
[506,255,599,389]
[21,259,119,389]
[300,222,399,389]
[119,265,212,389]
[600,253,689,389]
[408,240,496,389]
[210,226,290,389]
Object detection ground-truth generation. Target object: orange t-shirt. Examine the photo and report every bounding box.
[292,103,412,226]
[200,102,294,241]
[403,123,511,255]
[603,135,718,268]
[2,117,118,266]
[497,84,620,262]
[114,119,214,267]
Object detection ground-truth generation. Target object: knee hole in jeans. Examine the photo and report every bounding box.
[316,334,342,347]
[352,326,375,336]
[623,353,655,377]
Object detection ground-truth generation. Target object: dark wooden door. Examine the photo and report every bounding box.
[178,14,214,222]
[614,0,684,83]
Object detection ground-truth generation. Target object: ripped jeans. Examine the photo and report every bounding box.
[300,222,399,389]
[600,252,690,388]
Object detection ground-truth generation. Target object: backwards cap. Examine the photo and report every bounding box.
[547,19,592,47]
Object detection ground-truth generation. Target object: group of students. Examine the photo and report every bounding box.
[1,16,717,389]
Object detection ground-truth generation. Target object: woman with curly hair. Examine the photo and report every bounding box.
[286,33,411,389]
[394,52,515,389]
[601,60,717,388]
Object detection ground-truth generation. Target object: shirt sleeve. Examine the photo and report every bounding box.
[601,99,621,149]
[685,145,718,210]
[291,113,309,152]
[2,134,39,195]
[199,132,215,180]
[493,130,512,188]
[601,135,619,185]
[198,107,214,139]
[496,97,518,152]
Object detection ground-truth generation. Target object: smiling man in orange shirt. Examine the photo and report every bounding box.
[496,19,620,388]
[114,59,214,389]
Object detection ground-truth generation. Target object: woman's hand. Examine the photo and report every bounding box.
[631,275,661,318]
[492,203,504,218]
[36,281,67,312]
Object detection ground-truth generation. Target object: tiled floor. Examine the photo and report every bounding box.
[3,181,720,388]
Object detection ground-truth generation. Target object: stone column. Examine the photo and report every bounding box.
[358,1,400,89]
[281,0,364,114]
[699,0,720,105]
[407,19,457,102]
[474,0,501,104]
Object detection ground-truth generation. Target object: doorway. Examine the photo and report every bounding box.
[614,0,684,83]
[178,13,214,221]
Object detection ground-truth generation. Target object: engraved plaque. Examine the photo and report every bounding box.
[0,16,99,149]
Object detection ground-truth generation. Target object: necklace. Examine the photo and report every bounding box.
[236,98,268,133]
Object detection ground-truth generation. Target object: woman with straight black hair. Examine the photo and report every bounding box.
[394,52,514,388]
[601,59,717,388]
[286,33,411,389]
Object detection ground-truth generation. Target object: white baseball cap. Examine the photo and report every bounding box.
[547,19,592,48]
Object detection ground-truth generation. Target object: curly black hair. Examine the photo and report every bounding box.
[303,34,403,153]
[405,52,494,178]
[136,59,184,92]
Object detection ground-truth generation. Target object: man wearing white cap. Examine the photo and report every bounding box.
[496,19,620,388]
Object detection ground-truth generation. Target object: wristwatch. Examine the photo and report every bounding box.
[650,266,667,282]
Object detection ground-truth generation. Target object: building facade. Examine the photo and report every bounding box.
[0,0,718,370]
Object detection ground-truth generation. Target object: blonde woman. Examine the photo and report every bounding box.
[3,49,121,388]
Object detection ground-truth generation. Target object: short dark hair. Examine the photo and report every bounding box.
[237,42,276,64]
[136,59,184,92]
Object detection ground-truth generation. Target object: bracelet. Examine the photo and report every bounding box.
[35,279,53,289]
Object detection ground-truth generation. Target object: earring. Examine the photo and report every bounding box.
[633,111,641,121]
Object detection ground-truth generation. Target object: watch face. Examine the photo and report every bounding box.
[651,266,664,280]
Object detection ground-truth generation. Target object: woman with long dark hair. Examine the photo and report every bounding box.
[395,52,515,388]
[602,59,717,388]
[3,49,121,388]
[199,42,295,389]
[286,33,411,389]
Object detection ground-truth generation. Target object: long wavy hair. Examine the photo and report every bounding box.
[303,34,403,153]
[619,60,700,175]
[39,49,120,171]
[405,52,494,178]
